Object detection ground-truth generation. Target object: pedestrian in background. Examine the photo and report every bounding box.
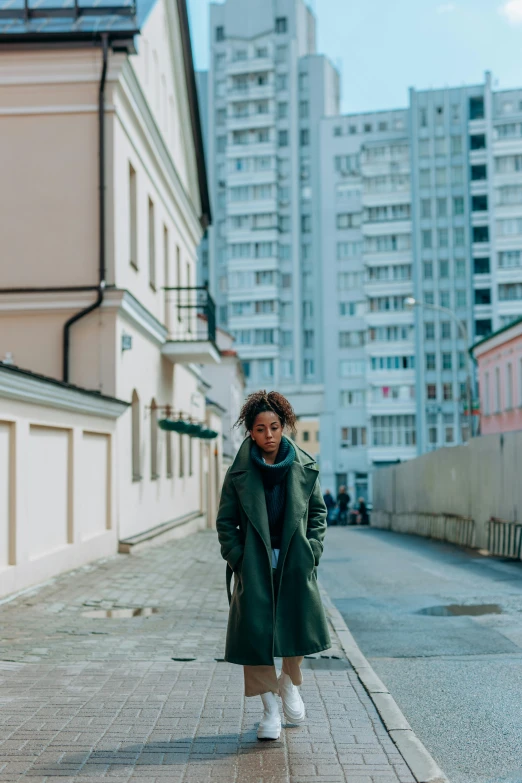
[216,390,330,741]
[323,489,336,525]
[357,497,369,526]
[337,486,350,526]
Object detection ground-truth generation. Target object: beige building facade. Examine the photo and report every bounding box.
[0,0,222,593]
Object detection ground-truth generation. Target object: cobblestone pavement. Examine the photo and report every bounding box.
[0,531,415,783]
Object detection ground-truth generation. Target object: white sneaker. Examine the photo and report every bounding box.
[257,691,281,740]
[278,671,305,724]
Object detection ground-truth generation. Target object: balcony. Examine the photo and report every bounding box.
[162,286,220,365]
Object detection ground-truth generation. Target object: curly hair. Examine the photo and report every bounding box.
[236,390,297,435]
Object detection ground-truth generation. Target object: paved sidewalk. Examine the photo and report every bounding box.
[0,531,415,783]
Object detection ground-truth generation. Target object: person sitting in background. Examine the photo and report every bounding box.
[323,489,336,525]
[337,486,350,526]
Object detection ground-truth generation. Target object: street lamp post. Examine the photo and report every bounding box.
[404,296,474,444]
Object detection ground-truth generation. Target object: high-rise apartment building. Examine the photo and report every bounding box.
[199,0,339,416]
[318,73,522,496]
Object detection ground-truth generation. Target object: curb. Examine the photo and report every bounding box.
[320,586,449,783]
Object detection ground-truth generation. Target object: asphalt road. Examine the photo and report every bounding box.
[320,526,522,783]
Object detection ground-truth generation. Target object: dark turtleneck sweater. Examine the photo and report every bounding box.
[250,436,295,550]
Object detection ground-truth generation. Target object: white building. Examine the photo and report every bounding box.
[0,0,223,594]
[200,0,339,418]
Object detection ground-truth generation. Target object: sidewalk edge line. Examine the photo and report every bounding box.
[320,583,449,783]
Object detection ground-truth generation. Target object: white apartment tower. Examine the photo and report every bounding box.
[203,0,339,415]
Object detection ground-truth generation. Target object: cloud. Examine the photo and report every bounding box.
[500,0,522,24]
[436,3,456,12]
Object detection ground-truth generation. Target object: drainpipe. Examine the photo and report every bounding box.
[62,33,109,383]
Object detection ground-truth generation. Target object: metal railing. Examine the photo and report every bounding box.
[163,285,216,344]
[487,517,522,559]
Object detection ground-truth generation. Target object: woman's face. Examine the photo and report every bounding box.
[250,411,283,456]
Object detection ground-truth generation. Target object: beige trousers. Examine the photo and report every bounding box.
[243,656,304,698]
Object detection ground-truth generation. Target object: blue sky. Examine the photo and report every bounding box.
[187,0,522,113]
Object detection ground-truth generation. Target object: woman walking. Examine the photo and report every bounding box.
[216,390,330,741]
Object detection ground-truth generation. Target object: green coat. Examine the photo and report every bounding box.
[216,436,331,666]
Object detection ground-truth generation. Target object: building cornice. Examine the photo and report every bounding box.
[0,364,129,419]
[472,318,522,359]
[103,289,168,347]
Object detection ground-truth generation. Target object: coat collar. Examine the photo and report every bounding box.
[230,436,318,559]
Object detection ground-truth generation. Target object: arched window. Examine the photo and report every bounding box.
[150,398,159,480]
[132,389,141,481]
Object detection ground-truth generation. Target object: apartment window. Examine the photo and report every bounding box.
[255,300,275,314]
[426,353,436,371]
[337,241,362,259]
[254,329,275,345]
[475,319,492,337]
[424,261,433,279]
[242,361,251,379]
[440,291,450,308]
[419,107,428,128]
[419,139,430,157]
[435,167,447,186]
[300,129,310,146]
[281,273,292,288]
[437,198,447,217]
[370,355,415,371]
[435,137,446,155]
[425,292,435,304]
[299,100,309,119]
[304,359,315,378]
[276,73,288,91]
[275,45,287,63]
[427,384,437,400]
[371,416,416,447]
[499,251,522,269]
[455,259,466,278]
[474,257,490,274]
[281,360,293,379]
[340,360,366,377]
[443,383,453,400]
[131,389,141,481]
[451,135,462,155]
[337,213,360,229]
[474,288,491,305]
[275,16,287,33]
[279,215,290,232]
[438,229,449,249]
[439,259,449,278]
[217,136,226,153]
[473,226,489,243]
[304,330,314,348]
[340,427,367,447]
[421,199,431,218]
[441,321,451,339]
[472,194,488,212]
[454,227,465,246]
[261,359,274,379]
[215,25,224,41]
[469,96,485,120]
[499,283,522,300]
[456,290,467,308]
[442,352,452,370]
[278,130,289,147]
[148,198,156,289]
[301,215,312,233]
[428,415,438,445]
[451,104,460,122]
[470,133,486,150]
[471,164,487,181]
[277,102,288,120]
[425,322,435,340]
[451,166,463,184]
[420,170,431,188]
[422,230,432,249]
[453,196,464,215]
[303,301,313,318]
[127,164,139,273]
[506,363,513,410]
[444,414,454,444]
[340,390,366,407]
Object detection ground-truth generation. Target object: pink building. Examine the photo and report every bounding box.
[472,317,522,435]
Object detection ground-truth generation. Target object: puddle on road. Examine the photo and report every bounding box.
[417,603,503,617]
[82,607,160,618]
